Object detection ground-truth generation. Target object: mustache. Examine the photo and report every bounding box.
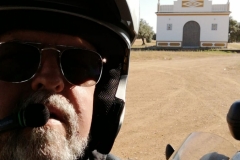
[18,90,58,109]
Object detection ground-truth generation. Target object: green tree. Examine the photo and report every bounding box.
[229,16,240,42]
[138,19,154,45]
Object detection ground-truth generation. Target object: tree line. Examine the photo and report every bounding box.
[229,17,240,42]
[138,17,240,45]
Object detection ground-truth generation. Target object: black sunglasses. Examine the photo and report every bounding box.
[0,41,104,87]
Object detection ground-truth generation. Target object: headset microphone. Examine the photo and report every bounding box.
[0,103,50,133]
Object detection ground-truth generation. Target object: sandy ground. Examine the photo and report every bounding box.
[111,51,240,160]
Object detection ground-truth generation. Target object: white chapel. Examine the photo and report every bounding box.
[156,0,231,48]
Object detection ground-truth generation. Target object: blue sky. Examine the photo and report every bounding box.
[140,0,240,32]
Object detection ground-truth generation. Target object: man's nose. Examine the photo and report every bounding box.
[31,50,65,92]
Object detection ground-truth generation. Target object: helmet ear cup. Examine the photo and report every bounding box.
[91,98,125,154]
[90,63,125,154]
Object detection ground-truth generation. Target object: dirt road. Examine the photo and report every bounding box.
[111,52,240,160]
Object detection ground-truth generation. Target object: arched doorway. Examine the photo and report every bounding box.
[182,21,200,48]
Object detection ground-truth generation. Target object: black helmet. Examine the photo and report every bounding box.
[0,0,139,155]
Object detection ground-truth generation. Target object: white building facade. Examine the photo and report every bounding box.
[156,0,230,48]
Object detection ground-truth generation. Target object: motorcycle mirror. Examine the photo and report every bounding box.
[165,144,175,160]
[227,101,240,140]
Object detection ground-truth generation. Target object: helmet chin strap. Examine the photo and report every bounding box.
[115,74,128,134]
[96,97,125,154]
[115,74,127,132]
[115,75,127,102]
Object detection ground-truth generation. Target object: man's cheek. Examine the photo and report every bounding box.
[68,87,94,113]
[68,88,94,137]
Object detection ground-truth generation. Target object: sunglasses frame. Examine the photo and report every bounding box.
[0,41,105,87]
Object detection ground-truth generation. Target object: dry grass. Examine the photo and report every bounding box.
[228,43,240,49]
[130,39,240,61]
[132,39,156,48]
[130,50,234,61]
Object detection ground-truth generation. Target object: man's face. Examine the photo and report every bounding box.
[0,30,96,159]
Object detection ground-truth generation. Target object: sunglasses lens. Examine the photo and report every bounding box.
[0,42,40,82]
[61,49,102,86]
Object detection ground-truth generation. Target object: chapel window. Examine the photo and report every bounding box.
[167,24,172,30]
[212,24,218,30]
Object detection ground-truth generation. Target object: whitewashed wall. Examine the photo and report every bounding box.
[156,15,229,42]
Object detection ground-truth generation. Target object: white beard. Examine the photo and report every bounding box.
[0,91,89,160]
